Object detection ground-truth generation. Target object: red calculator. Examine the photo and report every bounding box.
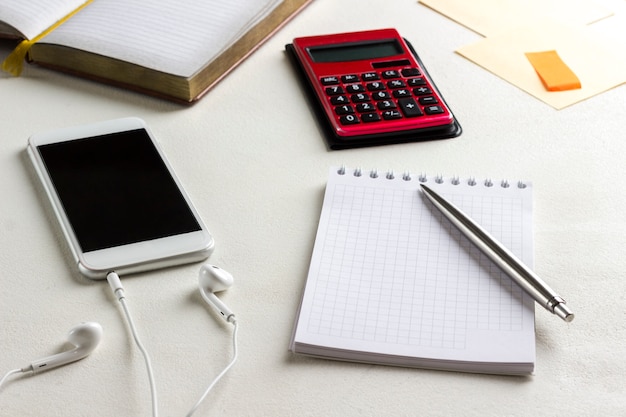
[286,29,461,149]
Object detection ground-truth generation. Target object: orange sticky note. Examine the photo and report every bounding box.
[525,50,581,91]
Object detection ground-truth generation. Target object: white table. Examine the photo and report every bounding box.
[1,0,625,415]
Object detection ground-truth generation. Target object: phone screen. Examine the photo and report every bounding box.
[37,129,201,253]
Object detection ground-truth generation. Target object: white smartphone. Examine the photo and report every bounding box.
[27,117,214,279]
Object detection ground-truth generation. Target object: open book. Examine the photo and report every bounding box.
[0,0,310,103]
[290,167,536,375]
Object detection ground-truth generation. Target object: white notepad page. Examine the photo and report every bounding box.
[291,167,535,373]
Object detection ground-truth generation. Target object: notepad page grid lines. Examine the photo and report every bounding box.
[304,180,528,351]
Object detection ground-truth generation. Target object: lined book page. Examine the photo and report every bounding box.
[293,167,535,367]
[0,0,85,39]
[40,0,282,77]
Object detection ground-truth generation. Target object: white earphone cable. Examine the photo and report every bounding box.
[107,272,159,417]
[0,368,23,391]
[107,270,238,417]
[185,317,239,417]
[3,269,237,416]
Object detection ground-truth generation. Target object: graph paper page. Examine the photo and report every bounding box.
[292,167,535,366]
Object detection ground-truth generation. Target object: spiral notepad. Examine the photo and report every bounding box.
[290,167,536,375]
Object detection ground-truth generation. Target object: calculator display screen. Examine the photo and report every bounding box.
[307,40,403,63]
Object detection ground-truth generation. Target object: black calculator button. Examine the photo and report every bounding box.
[398,98,423,117]
[341,74,360,83]
[413,86,433,96]
[330,95,349,105]
[401,68,421,77]
[345,84,366,93]
[351,93,371,103]
[326,85,344,95]
[356,103,376,113]
[393,89,411,98]
[372,91,391,100]
[381,70,400,79]
[408,77,427,87]
[419,96,438,105]
[367,81,385,91]
[382,110,402,120]
[424,105,445,115]
[362,72,380,81]
[340,114,360,125]
[321,76,339,85]
[377,100,396,110]
[387,79,406,89]
[361,112,382,122]
[335,105,355,115]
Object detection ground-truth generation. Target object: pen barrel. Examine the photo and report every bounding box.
[469,232,559,308]
[421,184,574,322]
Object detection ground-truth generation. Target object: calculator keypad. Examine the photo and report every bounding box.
[321,67,444,126]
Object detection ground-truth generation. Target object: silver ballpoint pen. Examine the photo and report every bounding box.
[420,183,574,322]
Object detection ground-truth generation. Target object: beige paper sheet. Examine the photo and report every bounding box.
[456,20,626,109]
[419,0,612,36]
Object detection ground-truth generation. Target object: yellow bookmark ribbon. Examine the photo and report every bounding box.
[2,0,93,76]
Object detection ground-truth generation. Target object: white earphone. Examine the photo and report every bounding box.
[3,267,238,416]
[26,322,103,374]
[198,264,235,322]
[185,264,239,417]
[1,321,103,390]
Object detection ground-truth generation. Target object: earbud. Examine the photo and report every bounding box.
[198,264,235,322]
[25,322,103,374]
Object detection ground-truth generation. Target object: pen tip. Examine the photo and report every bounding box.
[554,303,574,322]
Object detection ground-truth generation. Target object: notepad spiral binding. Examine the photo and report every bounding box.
[337,166,528,189]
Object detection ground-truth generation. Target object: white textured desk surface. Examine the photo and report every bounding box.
[2,0,626,415]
